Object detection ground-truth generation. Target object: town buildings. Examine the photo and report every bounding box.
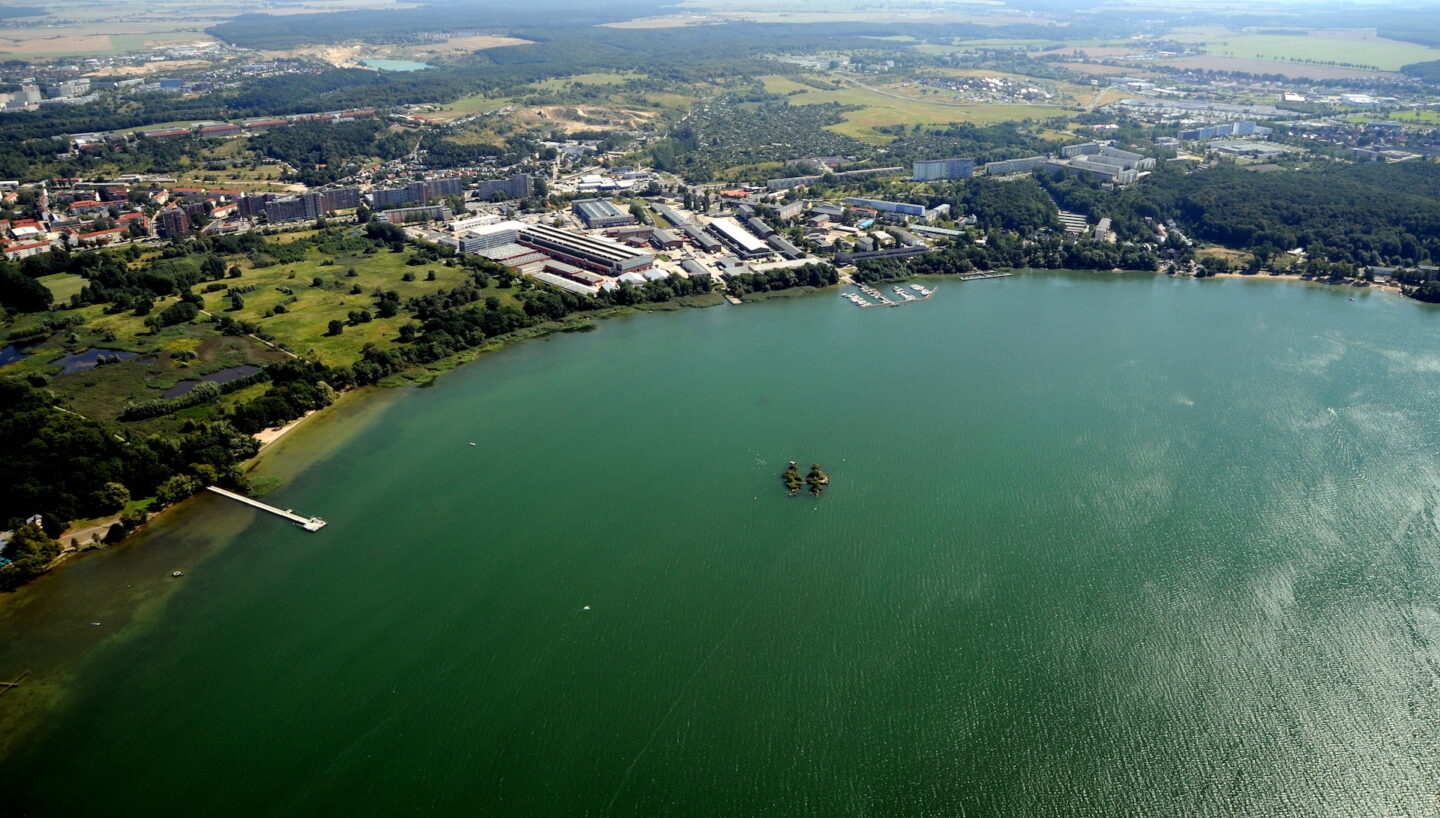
[913,158,975,181]
[572,199,635,229]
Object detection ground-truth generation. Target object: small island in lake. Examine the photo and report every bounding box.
[782,461,803,496]
[806,464,830,496]
[781,461,830,497]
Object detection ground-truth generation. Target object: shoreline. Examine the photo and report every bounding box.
[253,410,317,450]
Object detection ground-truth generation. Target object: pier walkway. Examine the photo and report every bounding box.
[207,486,327,531]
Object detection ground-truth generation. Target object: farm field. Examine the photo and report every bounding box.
[1155,55,1397,80]
[0,28,199,57]
[1199,33,1440,71]
[783,81,1069,143]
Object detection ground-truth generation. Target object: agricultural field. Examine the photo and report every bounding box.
[0,27,199,58]
[783,81,1069,143]
[1157,55,1397,80]
[1197,32,1440,71]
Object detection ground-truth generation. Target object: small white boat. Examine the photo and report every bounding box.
[469,442,477,446]
[171,571,183,578]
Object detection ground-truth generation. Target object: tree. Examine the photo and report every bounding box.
[154,475,201,508]
[327,319,345,336]
[0,267,51,313]
[91,482,130,514]
[0,522,59,587]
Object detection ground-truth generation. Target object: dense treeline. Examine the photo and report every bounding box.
[0,376,258,544]
[1045,162,1440,267]
[851,234,1158,283]
[249,120,415,184]
[650,98,864,181]
[726,263,839,295]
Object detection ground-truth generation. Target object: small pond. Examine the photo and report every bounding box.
[54,348,142,375]
[160,364,261,399]
[0,344,29,366]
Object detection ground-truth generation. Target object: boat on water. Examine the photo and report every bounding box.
[171,571,183,577]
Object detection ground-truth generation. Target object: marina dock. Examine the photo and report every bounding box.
[843,282,937,309]
[207,486,327,531]
[956,272,1013,281]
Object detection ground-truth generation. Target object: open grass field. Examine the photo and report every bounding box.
[1345,110,1440,125]
[1199,32,1440,71]
[38,274,87,304]
[215,244,509,365]
[531,72,638,91]
[760,75,818,95]
[784,82,1069,143]
[414,94,513,122]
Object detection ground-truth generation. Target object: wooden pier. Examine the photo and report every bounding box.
[0,671,30,698]
[207,486,327,531]
[956,271,1013,281]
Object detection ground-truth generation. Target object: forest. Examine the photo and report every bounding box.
[1045,162,1440,267]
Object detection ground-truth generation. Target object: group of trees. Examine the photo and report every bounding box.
[851,234,1158,283]
[0,376,259,575]
[1045,161,1440,269]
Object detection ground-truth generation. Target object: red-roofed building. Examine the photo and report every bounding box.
[199,123,242,137]
[71,226,126,246]
[144,128,191,140]
[3,240,51,260]
[68,200,108,215]
[242,119,288,132]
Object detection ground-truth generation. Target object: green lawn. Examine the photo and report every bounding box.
[39,273,86,304]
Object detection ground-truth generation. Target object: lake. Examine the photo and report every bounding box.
[3,271,1440,816]
[361,58,431,72]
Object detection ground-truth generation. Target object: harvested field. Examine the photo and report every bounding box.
[1155,55,1398,80]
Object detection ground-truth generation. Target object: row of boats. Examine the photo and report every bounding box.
[841,282,935,308]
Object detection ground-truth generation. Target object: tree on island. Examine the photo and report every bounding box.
[781,461,803,496]
[805,464,830,496]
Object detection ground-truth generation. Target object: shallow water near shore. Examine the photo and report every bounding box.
[4,271,1440,816]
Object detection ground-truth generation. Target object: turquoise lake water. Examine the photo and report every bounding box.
[3,271,1440,815]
